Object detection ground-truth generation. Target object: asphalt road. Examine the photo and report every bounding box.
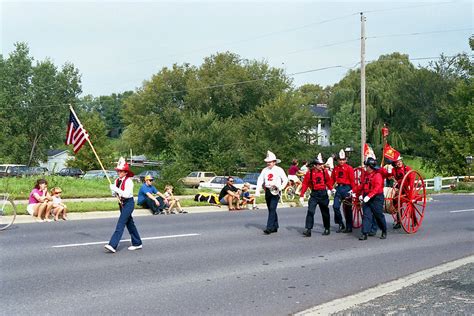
[1,194,473,315]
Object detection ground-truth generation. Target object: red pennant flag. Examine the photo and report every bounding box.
[383,143,400,161]
[363,143,376,160]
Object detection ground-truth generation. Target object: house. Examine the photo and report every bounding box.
[307,104,331,146]
[39,149,72,173]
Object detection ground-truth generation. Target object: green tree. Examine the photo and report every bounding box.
[0,42,81,165]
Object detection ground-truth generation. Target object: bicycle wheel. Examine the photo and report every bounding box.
[284,186,296,200]
[0,194,16,231]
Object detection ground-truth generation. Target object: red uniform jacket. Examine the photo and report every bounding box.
[331,163,355,188]
[300,168,333,197]
[360,171,384,198]
[393,165,414,186]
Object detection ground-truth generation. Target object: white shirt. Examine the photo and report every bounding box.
[113,177,134,199]
[255,165,288,197]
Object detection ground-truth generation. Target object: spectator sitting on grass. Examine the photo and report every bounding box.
[218,177,241,211]
[51,187,68,221]
[163,185,187,214]
[28,178,53,222]
[241,183,257,210]
[137,175,166,215]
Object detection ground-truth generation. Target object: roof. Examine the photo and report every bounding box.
[47,149,68,157]
[310,104,329,118]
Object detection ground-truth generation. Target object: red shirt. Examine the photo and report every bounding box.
[331,163,355,188]
[288,165,299,176]
[360,171,384,198]
[393,165,414,186]
[300,168,333,196]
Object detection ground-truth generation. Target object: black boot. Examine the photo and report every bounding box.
[359,234,368,240]
[380,231,387,239]
[343,227,352,233]
[322,229,330,236]
[336,223,345,233]
[302,229,311,237]
[393,222,401,229]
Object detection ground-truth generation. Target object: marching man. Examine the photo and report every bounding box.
[255,151,288,235]
[299,153,334,237]
[104,157,143,253]
[331,149,355,233]
[358,157,387,240]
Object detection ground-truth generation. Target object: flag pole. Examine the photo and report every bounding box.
[69,105,113,185]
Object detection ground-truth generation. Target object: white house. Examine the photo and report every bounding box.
[39,149,72,173]
[306,104,331,146]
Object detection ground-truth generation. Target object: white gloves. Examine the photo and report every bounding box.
[299,197,304,205]
[385,164,393,173]
[351,192,357,198]
[363,196,370,203]
[109,184,120,193]
[327,189,332,197]
[254,190,261,197]
[348,190,353,195]
[331,188,336,195]
[359,195,363,202]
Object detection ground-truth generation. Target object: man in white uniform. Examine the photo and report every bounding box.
[255,151,288,234]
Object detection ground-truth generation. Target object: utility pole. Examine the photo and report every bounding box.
[360,12,366,166]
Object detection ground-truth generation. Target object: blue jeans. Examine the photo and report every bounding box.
[108,198,142,249]
[361,194,387,235]
[265,189,280,230]
[306,190,330,230]
[333,185,351,225]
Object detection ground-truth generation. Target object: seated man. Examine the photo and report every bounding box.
[218,177,241,210]
[137,175,167,215]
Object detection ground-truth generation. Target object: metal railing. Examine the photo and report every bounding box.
[424,176,468,191]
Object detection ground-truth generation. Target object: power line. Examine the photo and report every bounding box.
[0,54,465,110]
[367,28,473,39]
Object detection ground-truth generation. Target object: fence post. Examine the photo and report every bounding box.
[434,176,442,192]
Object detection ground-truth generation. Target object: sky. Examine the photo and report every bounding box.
[1,0,472,97]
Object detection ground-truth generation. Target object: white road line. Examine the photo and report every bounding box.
[296,255,474,316]
[52,233,201,248]
[450,209,474,213]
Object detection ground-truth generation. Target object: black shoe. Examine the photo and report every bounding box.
[322,229,330,236]
[393,223,401,229]
[263,228,278,235]
[368,232,376,237]
[380,232,387,239]
[336,224,345,233]
[343,228,352,233]
[303,229,311,237]
[359,234,368,240]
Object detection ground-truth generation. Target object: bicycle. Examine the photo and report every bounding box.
[0,193,17,231]
[284,175,310,201]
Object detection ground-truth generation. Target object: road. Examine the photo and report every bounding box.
[1,194,473,315]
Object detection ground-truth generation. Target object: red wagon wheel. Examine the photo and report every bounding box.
[397,170,426,234]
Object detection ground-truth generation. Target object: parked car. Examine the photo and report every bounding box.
[8,166,30,177]
[0,164,27,177]
[57,167,84,177]
[26,167,49,176]
[83,170,116,180]
[180,171,217,188]
[133,170,161,183]
[242,172,260,185]
[198,176,257,192]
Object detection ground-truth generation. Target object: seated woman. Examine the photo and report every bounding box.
[27,179,53,222]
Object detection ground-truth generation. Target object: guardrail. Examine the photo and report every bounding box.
[425,175,469,191]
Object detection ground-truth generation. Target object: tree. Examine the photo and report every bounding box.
[0,42,81,165]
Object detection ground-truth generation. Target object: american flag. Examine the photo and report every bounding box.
[65,109,89,153]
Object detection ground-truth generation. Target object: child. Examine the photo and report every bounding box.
[51,187,68,221]
[164,185,187,214]
[241,183,257,210]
